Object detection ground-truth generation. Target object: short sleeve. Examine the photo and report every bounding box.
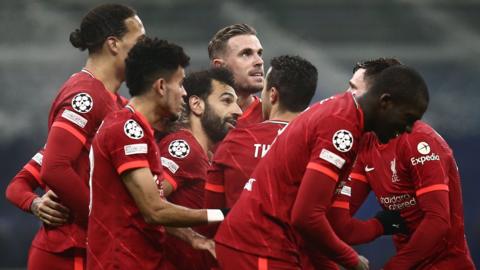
[402,131,449,197]
[52,85,108,145]
[105,119,151,175]
[23,150,46,188]
[158,137,197,190]
[307,116,359,182]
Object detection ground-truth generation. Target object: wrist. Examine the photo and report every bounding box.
[30,197,41,216]
[206,209,225,223]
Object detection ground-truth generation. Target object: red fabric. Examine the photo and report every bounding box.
[216,243,301,270]
[291,169,358,268]
[205,120,288,208]
[39,71,126,252]
[333,121,475,269]
[236,96,263,128]
[157,129,215,269]
[87,106,167,270]
[215,92,364,267]
[5,152,45,212]
[328,174,383,245]
[27,246,86,270]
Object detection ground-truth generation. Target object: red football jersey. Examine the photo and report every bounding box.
[236,96,263,128]
[336,121,474,269]
[159,129,208,208]
[39,69,126,252]
[6,150,46,212]
[216,92,364,264]
[206,120,288,208]
[87,105,167,269]
[158,129,216,270]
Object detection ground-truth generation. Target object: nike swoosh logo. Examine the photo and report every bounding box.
[365,166,375,172]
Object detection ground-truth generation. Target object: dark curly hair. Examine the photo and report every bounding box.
[266,55,317,112]
[69,4,136,53]
[353,58,402,86]
[182,67,235,114]
[125,37,190,97]
[208,24,257,60]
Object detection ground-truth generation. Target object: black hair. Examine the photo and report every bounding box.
[182,68,235,114]
[125,37,190,97]
[266,55,317,112]
[69,4,136,53]
[353,58,402,86]
[208,24,257,60]
[369,65,429,105]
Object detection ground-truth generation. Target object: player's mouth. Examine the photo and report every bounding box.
[249,70,264,81]
[225,118,237,129]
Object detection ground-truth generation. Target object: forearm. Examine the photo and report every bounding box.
[149,200,209,227]
[42,127,89,224]
[384,191,450,269]
[5,169,40,212]
[328,207,383,245]
[166,226,204,245]
[291,169,358,268]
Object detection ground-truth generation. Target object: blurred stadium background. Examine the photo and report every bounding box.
[0,0,478,268]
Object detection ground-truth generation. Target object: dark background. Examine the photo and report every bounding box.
[0,0,478,268]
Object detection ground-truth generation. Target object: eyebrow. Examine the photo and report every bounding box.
[220,92,236,99]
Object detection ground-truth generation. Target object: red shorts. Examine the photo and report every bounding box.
[216,243,301,270]
[28,246,85,270]
[163,235,216,270]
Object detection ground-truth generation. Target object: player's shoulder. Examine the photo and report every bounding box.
[403,121,447,145]
[160,129,201,160]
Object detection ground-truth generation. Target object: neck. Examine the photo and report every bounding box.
[236,92,255,112]
[268,106,298,122]
[128,96,160,127]
[186,115,211,155]
[355,94,372,132]
[84,53,123,94]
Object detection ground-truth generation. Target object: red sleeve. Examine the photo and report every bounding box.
[5,166,42,213]
[41,127,89,226]
[204,162,226,208]
[328,171,383,245]
[383,190,450,269]
[291,168,359,269]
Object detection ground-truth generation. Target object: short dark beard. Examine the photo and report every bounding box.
[201,102,230,143]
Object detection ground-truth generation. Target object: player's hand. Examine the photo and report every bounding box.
[375,210,409,235]
[353,255,369,270]
[191,236,216,259]
[31,190,70,227]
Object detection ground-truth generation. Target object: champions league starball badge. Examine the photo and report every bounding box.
[71,93,93,113]
[332,129,353,152]
[124,120,144,139]
[168,140,190,159]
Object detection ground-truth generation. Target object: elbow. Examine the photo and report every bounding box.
[5,184,13,203]
[291,207,312,235]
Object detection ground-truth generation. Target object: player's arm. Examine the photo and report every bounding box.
[41,125,89,225]
[165,227,216,258]
[383,131,452,269]
[291,166,364,270]
[383,190,450,269]
[6,154,70,226]
[122,167,225,226]
[204,162,226,209]
[328,176,384,245]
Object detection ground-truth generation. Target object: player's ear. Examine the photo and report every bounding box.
[379,93,393,110]
[189,95,204,116]
[212,58,225,68]
[270,87,279,105]
[105,36,120,55]
[154,78,167,97]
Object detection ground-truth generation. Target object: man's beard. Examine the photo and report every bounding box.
[201,102,235,143]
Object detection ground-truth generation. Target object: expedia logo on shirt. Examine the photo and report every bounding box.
[410,153,440,166]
